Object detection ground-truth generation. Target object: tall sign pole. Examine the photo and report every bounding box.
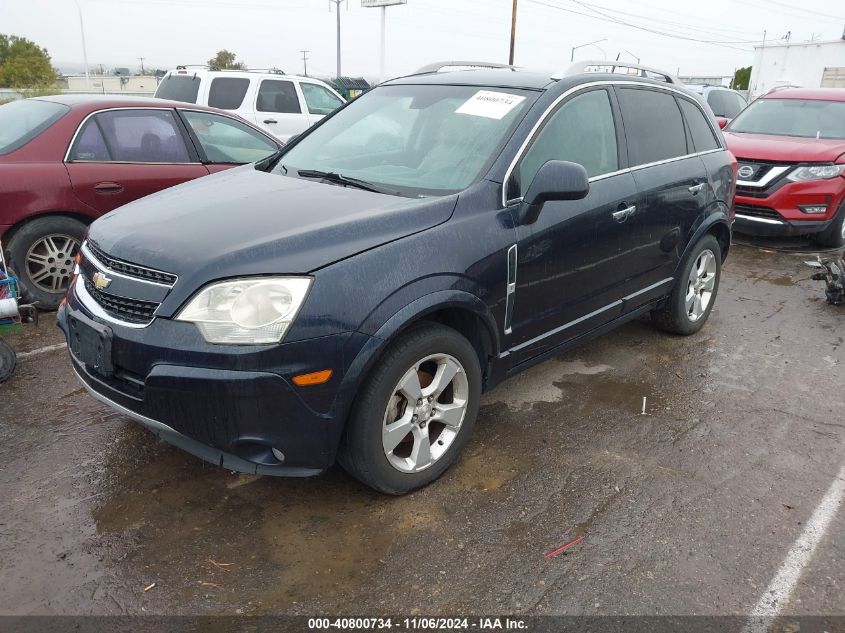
[362,0,407,83]
[330,0,344,78]
[508,0,517,65]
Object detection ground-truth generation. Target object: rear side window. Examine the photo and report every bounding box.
[208,78,250,110]
[0,99,69,156]
[71,109,191,163]
[154,75,201,103]
[256,80,301,114]
[617,88,687,166]
[517,89,618,195]
[677,98,720,152]
[707,90,745,118]
[300,82,343,115]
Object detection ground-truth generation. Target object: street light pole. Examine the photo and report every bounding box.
[72,0,91,89]
[380,5,386,81]
[570,37,607,62]
[330,0,343,78]
[508,0,518,65]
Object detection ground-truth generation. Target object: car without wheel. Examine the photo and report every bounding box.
[723,88,845,247]
[59,61,736,494]
[0,95,283,308]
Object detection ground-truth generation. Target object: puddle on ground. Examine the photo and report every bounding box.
[748,271,796,287]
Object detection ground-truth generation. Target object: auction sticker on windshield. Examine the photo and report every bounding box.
[456,90,526,119]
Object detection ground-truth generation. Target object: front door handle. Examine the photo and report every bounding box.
[93,182,123,194]
[612,205,637,222]
[688,183,706,195]
[263,119,278,124]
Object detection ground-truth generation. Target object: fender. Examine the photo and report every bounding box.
[331,289,499,428]
[678,202,732,270]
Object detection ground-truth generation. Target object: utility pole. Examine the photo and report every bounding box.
[138,57,145,74]
[508,0,518,65]
[72,0,90,89]
[300,50,310,76]
[329,0,344,78]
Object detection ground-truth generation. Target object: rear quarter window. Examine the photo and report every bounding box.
[617,87,688,166]
[154,75,201,103]
[677,98,720,152]
[208,78,251,110]
[0,99,70,156]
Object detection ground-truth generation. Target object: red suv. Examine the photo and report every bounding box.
[0,95,282,307]
[723,88,845,247]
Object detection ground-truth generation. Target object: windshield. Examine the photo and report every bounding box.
[728,98,845,139]
[276,84,535,196]
[155,74,201,103]
[0,99,69,156]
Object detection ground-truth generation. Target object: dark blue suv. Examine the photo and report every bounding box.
[59,62,736,494]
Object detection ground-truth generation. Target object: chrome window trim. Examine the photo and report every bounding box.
[74,276,155,329]
[81,242,177,288]
[736,165,791,188]
[501,80,726,207]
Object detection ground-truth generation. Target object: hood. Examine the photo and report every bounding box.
[724,131,845,163]
[88,165,456,284]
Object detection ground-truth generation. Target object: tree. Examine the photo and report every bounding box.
[732,66,751,91]
[0,34,58,87]
[207,50,246,70]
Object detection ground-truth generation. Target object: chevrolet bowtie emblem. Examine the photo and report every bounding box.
[92,271,112,290]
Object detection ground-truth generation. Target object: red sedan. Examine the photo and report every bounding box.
[0,95,282,308]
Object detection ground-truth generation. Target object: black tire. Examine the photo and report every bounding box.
[0,339,16,383]
[814,205,845,249]
[338,323,482,495]
[5,216,86,310]
[651,234,722,335]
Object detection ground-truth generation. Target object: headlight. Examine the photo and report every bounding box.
[786,164,845,182]
[176,277,312,344]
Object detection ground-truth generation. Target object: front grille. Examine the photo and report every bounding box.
[83,278,160,324]
[736,185,770,199]
[735,204,783,220]
[87,241,177,286]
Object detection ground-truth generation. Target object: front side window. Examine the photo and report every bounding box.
[516,89,618,197]
[0,99,69,156]
[71,109,191,163]
[728,98,845,139]
[181,110,278,164]
[300,82,343,115]
[256,80,301,114]
[678,98,720,152]
[208,77,250,110]
[276,84,535,197]
[617,88,688,166]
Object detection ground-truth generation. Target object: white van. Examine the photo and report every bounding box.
[155,67,346,141]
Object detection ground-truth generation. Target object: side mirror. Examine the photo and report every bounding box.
[518,160,589,225]
[717,117,729,129]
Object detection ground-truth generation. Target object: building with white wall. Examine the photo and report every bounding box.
[749,38,845,99]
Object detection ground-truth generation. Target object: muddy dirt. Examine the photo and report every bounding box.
[1,239,843,617]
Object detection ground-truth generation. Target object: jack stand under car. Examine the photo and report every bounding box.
[0,240,38,382]
[807,254,845,305]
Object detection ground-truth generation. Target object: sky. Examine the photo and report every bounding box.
[3,0,844,80]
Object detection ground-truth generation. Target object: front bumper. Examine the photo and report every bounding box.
[733,175,845,237]
[59,281,370,475]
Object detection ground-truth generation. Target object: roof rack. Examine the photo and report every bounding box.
[555,60,680,84]
[174,65,285,75]
[413,61,518,75]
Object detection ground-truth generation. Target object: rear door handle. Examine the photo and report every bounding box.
[93,182,123,194]
[612,205,637,222]
[263,119,278,124]
[688,183,706,195]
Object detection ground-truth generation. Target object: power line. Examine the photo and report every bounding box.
[758,0,845,21]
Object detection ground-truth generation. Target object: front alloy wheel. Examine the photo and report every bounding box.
[339,323,481,495]
[382,353,469,473]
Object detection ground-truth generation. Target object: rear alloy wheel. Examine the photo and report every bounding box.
[652,234,722,335]
[338,323,481,494]
[6,216,86,309]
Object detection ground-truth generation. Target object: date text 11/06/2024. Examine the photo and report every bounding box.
[307,618,528,630]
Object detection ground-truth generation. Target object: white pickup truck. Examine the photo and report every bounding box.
[155,67,346,142]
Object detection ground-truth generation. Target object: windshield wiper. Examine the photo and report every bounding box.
[295,169,399,195]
